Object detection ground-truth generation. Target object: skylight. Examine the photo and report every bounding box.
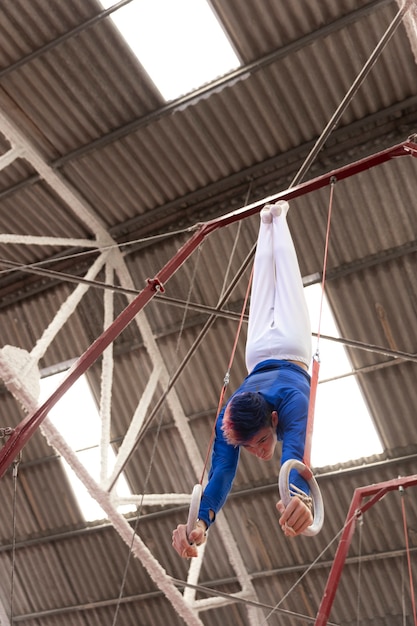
[40,373,135,522]
[304,284,383,467]
[100,0,240,101]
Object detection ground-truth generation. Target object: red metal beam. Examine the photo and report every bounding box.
[315,474,417,626]
[0,139,416,479]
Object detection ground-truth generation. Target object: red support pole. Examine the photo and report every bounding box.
[314,474,417,626]
[0,140,416,479]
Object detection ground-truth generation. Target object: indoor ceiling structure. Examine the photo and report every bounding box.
[0,1,417,625]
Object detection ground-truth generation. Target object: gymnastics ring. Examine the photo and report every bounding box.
[278,459,324,537]
[186,483,203,540]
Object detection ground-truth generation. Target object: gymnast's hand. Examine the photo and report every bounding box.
[172,521,207,558]
[276,496,313,537]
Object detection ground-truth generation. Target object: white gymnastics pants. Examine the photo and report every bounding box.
[245,203,312,373]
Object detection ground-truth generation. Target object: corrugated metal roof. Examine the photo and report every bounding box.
[0,0,417,625]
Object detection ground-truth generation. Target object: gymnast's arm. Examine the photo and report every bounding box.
[276,387,313,536]
[172,411,239,558]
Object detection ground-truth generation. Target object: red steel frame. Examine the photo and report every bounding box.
[314,474,417,625]
[0,138,416,478]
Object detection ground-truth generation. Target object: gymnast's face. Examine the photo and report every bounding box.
[241,411,278,461]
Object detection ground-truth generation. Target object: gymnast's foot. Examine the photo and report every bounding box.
[260,206,273,223]
[261,200,289,222]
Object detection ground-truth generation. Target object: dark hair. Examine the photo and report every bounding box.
[222,392,271,445]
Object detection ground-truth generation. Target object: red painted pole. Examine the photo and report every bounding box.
[0,140,416,478]
[314,474,417,625]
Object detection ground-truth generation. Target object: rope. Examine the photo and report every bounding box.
[198,180,254,485]
[199,265,253,485]
[400,486,417,626]
[303,178,335,467]
[315,177,336,349]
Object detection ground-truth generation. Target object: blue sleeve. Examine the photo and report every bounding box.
[198,409,239,528]
[279,387,310,495]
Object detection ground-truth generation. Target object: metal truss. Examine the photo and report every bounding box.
[0,104,416,625]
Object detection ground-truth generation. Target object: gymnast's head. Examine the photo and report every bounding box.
[221,392,278,460]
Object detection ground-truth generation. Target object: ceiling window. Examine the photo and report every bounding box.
[304,284,383,467]
[100,0,241,101]
[40,373,135,521]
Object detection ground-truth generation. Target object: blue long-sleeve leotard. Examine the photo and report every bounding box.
[198,359,311,528]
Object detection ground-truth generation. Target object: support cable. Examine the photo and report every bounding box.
[399,485,417,626]
[111,243,203,626]
[264,481,417,624]
[175,244,204,355]
[172,496,375,624]
[170,576,341,626]
[9,453,21,626]
[111,404,167,626]
[355,514,364,626]
[290,0,411,188]
[2,256,417,365]
[259,506,363,624]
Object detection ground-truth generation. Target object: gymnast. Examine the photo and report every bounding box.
[172,200,313,558]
